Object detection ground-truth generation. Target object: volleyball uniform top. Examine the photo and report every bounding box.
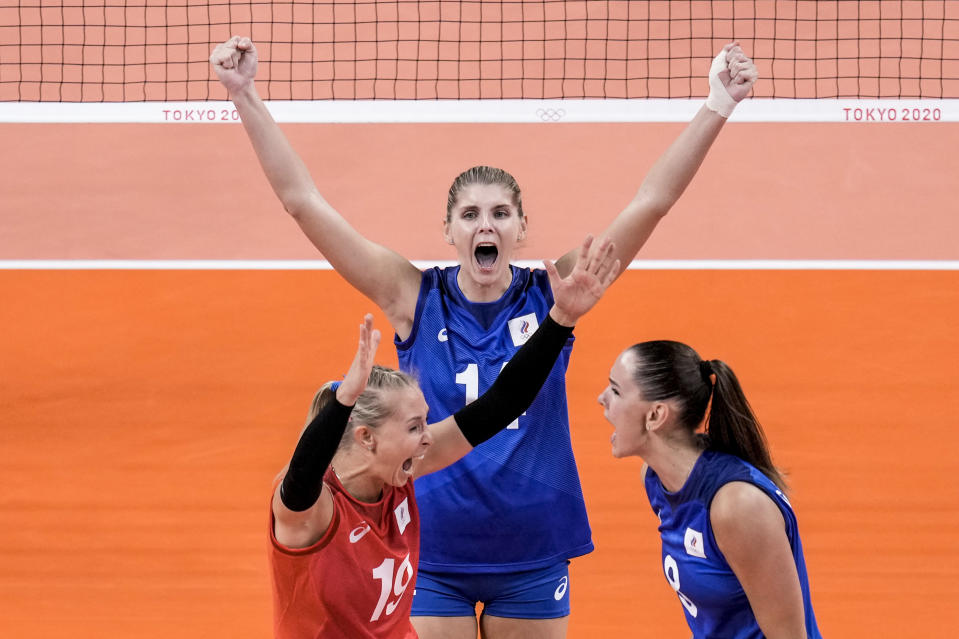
[269,469,420,639]
[395,265,593,572]
[644,450,822,639]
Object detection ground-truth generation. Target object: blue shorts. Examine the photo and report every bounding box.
[411,561,571,619]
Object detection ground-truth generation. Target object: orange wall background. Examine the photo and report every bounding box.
[2,121,957,260]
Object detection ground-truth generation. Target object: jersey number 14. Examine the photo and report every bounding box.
[455,362,525,430]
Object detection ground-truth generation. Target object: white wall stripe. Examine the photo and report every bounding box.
[1,99,955,124]
[2,260,957,271]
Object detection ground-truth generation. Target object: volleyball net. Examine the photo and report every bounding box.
[2,0,958,122]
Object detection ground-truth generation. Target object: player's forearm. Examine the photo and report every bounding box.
[593,105,726,273]
[453,314,572,446]
[231,83,320,216]
[280,395,353,511]
[632,104,726,215]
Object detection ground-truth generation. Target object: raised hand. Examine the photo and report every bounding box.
[706,42,758,116]
[544,235,620,327]
[336,314,381,406]
[720,42,758,101]
[210,36,258,95]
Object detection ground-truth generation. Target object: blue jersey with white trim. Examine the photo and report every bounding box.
[644,450,822,638]
[396,265,593,572]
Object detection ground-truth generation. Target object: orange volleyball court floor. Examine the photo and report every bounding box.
[1,119,958,637]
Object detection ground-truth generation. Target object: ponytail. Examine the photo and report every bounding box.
[304,383,337,426]
[705,360,787,492]
[628,342,787,493]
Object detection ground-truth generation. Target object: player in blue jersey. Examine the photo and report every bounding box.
[213,35,757,639]
[597,341,823,638]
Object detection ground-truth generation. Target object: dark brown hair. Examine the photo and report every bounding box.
[626,341,787,491]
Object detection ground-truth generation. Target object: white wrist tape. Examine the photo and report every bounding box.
[705,50,737,118]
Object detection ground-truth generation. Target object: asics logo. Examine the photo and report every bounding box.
[553,576,568,600]
[349,523,371,543]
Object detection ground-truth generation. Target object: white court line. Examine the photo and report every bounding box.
[1,260,958,270]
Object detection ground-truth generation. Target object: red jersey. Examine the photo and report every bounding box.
[269,469,420,639]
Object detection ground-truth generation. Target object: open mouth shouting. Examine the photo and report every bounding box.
[474,243,499,271]
[400,454,425,478]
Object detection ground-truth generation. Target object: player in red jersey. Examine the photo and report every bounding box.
[268,235,618,638]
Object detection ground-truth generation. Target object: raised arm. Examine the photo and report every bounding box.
[415,236,620,477]
[553,43,758,279]
[210,37,422,336]
[271,315,380,549]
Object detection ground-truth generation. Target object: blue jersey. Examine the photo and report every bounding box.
[396,265,593,572]
[644,450,822,638]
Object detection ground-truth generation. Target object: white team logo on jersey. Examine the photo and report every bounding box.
[438,328,448,342]
[684,527,707,559]
[349,522,371,543]
[507,312,539,347]
[394,498,411,534]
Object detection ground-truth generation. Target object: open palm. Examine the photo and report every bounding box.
[337,314,381,405]
[545,236,620,326]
